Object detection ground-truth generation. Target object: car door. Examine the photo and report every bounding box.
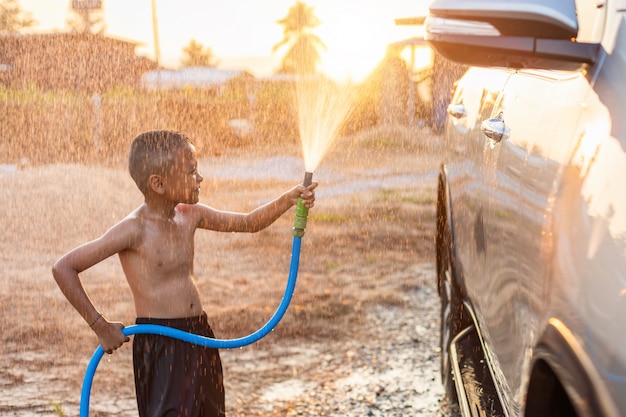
[481,68,592,407]
[445,67,511,307]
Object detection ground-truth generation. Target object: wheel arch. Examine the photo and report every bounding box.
[526,318,620,417]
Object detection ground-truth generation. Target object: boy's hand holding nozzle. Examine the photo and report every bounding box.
[293,172,314,237]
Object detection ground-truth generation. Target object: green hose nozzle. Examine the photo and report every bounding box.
[293,172,313,237]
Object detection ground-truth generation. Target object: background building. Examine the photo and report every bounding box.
[0,33,155,91]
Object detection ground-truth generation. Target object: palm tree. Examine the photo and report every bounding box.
[272,1,325,75]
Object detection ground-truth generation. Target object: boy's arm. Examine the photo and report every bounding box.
[196,182,317,232]
[52,220,136,353]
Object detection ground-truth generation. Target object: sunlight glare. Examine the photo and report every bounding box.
[317,6,388,82]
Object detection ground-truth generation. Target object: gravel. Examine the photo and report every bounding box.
[222,263,460,417]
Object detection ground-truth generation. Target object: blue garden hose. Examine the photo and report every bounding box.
[80,173,313,416]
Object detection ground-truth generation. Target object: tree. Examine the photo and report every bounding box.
[180,39,219,67]
[66,6,106,34]
[272,1,325,75]
[0,0,36,33]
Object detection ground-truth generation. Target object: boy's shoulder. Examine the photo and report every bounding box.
[107,206,148,238]
[175,203,219,229]
[176,203,201,215]
[175,203,211,224]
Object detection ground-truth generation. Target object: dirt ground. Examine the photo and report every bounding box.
[0,125,445,416]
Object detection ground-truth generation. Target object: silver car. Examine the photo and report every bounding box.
[426,0,626,416]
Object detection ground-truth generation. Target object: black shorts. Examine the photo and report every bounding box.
[133,312,225,417]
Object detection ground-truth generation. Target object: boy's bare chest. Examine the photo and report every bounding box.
[140,221,195,270]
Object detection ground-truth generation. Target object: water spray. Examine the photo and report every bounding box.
[79,174,314,416]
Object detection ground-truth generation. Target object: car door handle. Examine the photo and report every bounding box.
[480,114,510,144]
[447,103,466,119]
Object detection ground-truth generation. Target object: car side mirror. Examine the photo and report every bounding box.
[425,0,600,70]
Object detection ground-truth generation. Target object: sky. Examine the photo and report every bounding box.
[19,0,430,81]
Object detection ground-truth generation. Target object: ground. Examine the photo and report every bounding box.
[0,126,456,416]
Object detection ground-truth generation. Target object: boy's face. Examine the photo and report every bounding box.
[162,143,203,204]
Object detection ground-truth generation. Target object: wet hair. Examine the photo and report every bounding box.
[128,130,192,194]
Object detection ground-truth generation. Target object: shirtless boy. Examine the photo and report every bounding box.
[52,130,317,417]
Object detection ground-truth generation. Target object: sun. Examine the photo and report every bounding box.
[317,6,389,82]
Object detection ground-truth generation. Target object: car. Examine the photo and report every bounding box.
[425,1,626,416]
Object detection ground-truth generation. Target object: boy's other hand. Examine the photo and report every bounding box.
[93,318,130,354]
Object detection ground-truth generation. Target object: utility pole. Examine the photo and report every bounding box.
[151,0,162,91]
[151,0,161,68]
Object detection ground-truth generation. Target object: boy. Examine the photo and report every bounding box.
[52,130,317,417]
